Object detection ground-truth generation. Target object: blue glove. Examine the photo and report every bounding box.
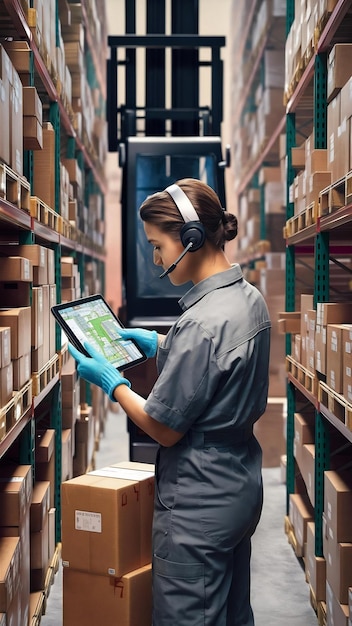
[68,342,131,401]
[118,327,158,358]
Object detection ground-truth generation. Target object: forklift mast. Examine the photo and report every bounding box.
[106,0,228,324]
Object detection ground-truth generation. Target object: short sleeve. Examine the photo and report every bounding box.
[144,319,220,432]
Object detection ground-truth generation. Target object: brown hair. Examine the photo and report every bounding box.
[139,178,237,248]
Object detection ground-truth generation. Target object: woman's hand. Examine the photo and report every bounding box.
[68,342,131,401]
[118,328,158,358]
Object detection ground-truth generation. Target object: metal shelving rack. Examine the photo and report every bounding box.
[232,0,287,268]
[284,0,352,571]
[0,0,107,557]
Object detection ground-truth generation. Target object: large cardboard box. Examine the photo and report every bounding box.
[324,471,352,543]
[0,257,32,282]
[95,463,155,567]
[31,286,44,349]
[62,473,141,577]
[0,307,31,359]
[63,564,152,626]
[0,464,32,527]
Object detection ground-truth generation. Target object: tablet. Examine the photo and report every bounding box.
[51,294,147,371]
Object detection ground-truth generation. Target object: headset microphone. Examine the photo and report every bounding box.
[159,241,193,279]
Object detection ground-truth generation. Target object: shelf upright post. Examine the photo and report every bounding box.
[313,51,330,558]
[285,108,296,509]
[51,381,62,543]
[49,100,62,541]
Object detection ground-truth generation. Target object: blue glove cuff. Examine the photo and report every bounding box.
[149,330,158,358]
[102,367,131,402]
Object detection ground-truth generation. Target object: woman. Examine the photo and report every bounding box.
[69,178,271,626]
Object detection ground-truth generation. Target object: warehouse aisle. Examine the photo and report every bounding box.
[42,407,317,626]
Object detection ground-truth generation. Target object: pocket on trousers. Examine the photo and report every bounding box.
[153,555,205,625]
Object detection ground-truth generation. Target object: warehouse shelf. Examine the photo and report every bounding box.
[319,403,352,445]
[237,114,286,195]
[81,0,107,99]
[286,0,352,112]
[1,0,107,194]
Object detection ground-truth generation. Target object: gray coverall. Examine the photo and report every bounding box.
[144,264,271,626]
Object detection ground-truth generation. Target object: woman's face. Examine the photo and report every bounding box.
[144,221,192,285]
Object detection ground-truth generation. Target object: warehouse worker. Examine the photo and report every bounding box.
[69,178,271,626]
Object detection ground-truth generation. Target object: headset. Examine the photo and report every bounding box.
[159,183,206,279]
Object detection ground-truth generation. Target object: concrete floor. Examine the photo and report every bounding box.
[41,407,318,626]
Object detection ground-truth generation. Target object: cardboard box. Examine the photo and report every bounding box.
[61,473,141,577]
[326,580,349,626]
[328,44,352,102]
[63,565,152,626]
[30,515,49,571]
[23,86,42,123]
[0,536,20,612]
[327,324,347,393]
[325,471,352,543]
[343,326,352,404]
[294,412,315,472]
[0,362,13,408]
[30,481,50,533]
[0,244,47,286]
[317,302,352,327]
[0,327,11,369]
[10,68,23,176]
[12,352,30,390]
[0,257,32,282]
[306,522,326,602]
[23,115,43,150]
[0,46,11,166]
[95,463,155,567]
[0,464,32,527]
[35,430,56,510]
[0,282,31,307]
[32,286,44,349]
[0,307,31,359]
[326,539,352,605]
[316,324,327,375]
[33,122,56,210]
[289,493,314,557]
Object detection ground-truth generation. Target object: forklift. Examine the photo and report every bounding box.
[106,0,229,461]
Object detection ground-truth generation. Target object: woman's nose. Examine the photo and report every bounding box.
[153,249,162,266]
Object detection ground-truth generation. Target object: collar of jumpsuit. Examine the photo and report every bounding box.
[178,263,243,312]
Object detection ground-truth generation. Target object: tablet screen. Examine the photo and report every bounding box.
[52,295,147,371]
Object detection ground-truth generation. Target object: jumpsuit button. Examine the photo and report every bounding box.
[164,531,168,536]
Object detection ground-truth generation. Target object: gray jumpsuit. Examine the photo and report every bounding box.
[144,264,271,626]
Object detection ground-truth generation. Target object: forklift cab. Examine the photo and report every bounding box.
[121,135,227,324]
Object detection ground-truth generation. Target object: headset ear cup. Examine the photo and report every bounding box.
[180,222,206,251]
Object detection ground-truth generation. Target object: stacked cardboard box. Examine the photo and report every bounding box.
[0,464,33,626]
[323,471,352,622]
[62,462,155,625]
